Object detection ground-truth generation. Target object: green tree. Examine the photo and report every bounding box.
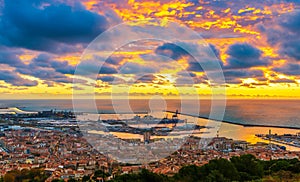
[51,179,64,182]
[82,175,90,182]
[110,169,170,182]
[271,160,290,172]
[231,154,263,181]
[174,165,202,182]
[206,170,226,182]
[68,178,77,182]
[92,169,110,181]
[139,169,169,182]
[204,158,239,181]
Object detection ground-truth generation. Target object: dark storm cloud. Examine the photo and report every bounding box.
[0,48,26,68]
[119,62,156,74]
[98,75,124,84]
[176,75,206,85]
[227,43,261,60]
[51,61,76,75]
[105,57,123,65]
[177,71,197,77]
[99,64,118,74]
[26,53,76,75]
[155,42,223,72]
[279,10,300,34]
[278,10,300,61]
[0,0,109,53]
[224,70,264,78]
[155,43,189,60]
[0,70,38,86]
[280,40,300,61]
[225,43,270,69]
[98,76,115,82]
[30,54,52,68]
[135,74,156,83]
[260,10,300,62]
[209,44,220,59]
[17,67,72,83]
[223,70,264,84]
[187,61,204,72]
[270,78,296,83]
[76,60,101,76]
[273,63,300,76]
[0,49,78,85]
[187,59,223,72]
[15,53,77,84]
[187,43,223,72]
[176,71,207,86]
[139,53,172,62]
[76,60,118,76]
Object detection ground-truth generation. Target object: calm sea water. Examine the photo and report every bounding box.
[0,99,299,128]
[1,99,300,150]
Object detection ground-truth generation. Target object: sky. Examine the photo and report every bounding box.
[0,0,300,99]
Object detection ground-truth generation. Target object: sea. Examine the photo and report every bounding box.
[1,99,299,128]
[1,99,300,150]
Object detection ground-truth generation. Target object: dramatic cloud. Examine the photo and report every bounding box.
[277,11,300,61]
[0,0,109,53]
[176,75,206,85]
[186,43,223,72]
[16,53,76,84]
[0,0,299,97]
[273,63,300,76]
[224,70,264,84]
[98,76,115,83]
[139,53,172,63]
[187,58,223,72]
[280,12,300,31]
[135,74,156,83]
[99,64,118,74]
[155,43,189,60]
[270,78,296,84]
[0,70,38,86]
[27,54,75,75]
[280,41,300,61]
[154,42,223,72]
[105,57,123,65]
[225,43,270,69]
[260,10,300,62]
[18,67,73,84]
[177,71,197,78]
[0,48,26,68]
[51,61,76,75]
[76,59,118,76]
[98,75,124,84]
[209,44,220,59]
[119,62,157,74]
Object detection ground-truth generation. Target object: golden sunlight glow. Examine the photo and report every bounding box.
[0,0,299,99]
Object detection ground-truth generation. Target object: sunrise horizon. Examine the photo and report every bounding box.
[0,0,299,100]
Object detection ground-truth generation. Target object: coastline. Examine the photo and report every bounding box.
[164,110,300,151]
[165,110,300,130]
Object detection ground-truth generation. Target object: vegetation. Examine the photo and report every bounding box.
[3,155,300,181]
[111,169,170,182]
[109,154,300,182]
[3,168,49,182]
[92,169,110,181]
